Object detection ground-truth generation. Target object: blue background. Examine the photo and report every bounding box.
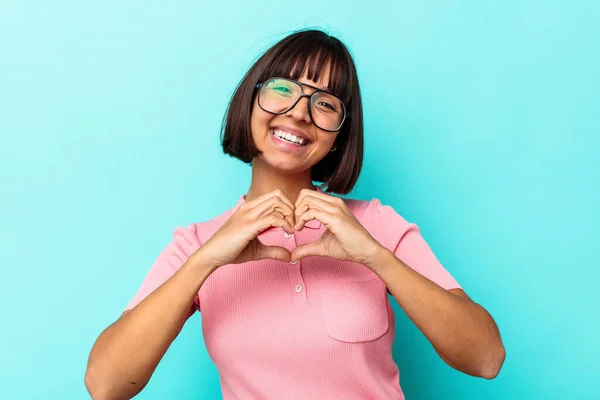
[1,1,598,399]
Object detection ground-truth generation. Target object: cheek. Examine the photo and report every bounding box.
[316,132,338,149]
[250,100,274,138]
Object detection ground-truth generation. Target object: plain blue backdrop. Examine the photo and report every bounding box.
[1,1,598,399]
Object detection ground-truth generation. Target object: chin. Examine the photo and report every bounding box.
[259,154,309,174]
[270,158,307,173]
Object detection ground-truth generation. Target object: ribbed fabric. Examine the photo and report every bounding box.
[125,189,462,399]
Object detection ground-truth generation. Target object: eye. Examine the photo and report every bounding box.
[313,92,342,113]
[319,101,335,110]
[273,86,292,93]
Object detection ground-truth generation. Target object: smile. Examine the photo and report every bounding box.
[271,128,309,147]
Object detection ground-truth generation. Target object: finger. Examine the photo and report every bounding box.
[270,209,294,228]
[256,241,292,262]
[295,187,342,209]
[247,196,296,227]
[272,207,295,228]
[245,189,295,212]
[291,242,325,262]
[272,210,285,219]
[253,213,295,235]
[295,208,336,231]
[250,197,294,219]
[295,195,340,225]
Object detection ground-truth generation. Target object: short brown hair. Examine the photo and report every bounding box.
[220,28,363,194]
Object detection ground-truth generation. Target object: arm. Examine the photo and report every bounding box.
[290,193,505,378]
[369,248,505,379]
[84,252,215,400]
[85,190,297,400]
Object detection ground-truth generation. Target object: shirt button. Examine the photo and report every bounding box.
[284,232,292,238]
[295,284,303,293]
[290,260,298,265]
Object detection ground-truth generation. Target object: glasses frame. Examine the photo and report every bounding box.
[255,77,348,132]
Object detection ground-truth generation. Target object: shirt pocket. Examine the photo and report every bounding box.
[315,273,389,343]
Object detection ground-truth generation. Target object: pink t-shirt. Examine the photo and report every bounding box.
[125,189,461,399]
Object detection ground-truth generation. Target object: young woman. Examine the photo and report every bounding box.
[85,29,505,400]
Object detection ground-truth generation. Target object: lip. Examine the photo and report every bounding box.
[270,124,312,144]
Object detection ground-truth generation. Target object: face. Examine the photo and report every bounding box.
[250,66,340,174]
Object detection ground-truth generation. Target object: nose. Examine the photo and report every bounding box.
[285,95,312,125]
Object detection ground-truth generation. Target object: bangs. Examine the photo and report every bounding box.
[257,33,352,104]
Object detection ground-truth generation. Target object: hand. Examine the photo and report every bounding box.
[290,189,385,268]
[198,190,296,269]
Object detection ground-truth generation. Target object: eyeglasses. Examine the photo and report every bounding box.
[255,77,348,132]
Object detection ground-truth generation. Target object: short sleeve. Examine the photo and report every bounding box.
[124,223,203,317]
[373,199,462,291]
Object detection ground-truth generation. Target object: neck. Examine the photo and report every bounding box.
[245,157,317,204]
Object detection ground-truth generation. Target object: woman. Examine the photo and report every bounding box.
[85,29,505,399]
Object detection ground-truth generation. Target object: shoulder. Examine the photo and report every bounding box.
[344,197,410,225]
[169,202,237,251]
[344,196,417,250]
[182,207,234,242]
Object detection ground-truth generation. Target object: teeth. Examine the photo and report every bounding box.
[273,129,307,146]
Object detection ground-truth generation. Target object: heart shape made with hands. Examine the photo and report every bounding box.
[262,203,322,261]
[263,190,374,264]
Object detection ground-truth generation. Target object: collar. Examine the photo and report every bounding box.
[235,186,323,230]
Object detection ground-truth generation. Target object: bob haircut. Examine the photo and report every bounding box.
[220,29,363,194]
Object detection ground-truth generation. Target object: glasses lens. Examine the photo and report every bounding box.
[258,77,345,131]
[259,78,302,113]
[310,92,344,131]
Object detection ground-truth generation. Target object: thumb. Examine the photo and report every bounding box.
[291,242,325,263]
[255,241,291,262]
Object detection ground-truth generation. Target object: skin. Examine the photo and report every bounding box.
[246,67,505,378]
[84,64,504,400]
[246,67,338,205]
